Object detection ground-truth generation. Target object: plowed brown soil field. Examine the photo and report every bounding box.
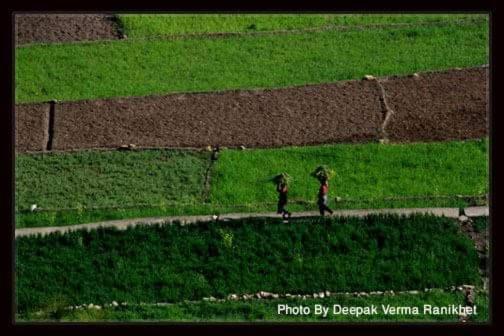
[382,67,488,142]
[52,80,383,150]
[15,103,49,152]
[15,67,488,152]
[15,14,121,45]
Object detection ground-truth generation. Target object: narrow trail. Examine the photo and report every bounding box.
[375,78,395,141]
[15,206,488,238]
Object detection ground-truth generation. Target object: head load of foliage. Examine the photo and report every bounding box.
[311,165,335,182]
[16,214,480,314]
[271,172,292,185]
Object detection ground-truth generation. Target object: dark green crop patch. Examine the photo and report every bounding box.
[16,214,480,314]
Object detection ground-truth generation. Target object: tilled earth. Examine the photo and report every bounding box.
[15,103,49,152]
[15,14,121,45]
[51,81,383,150]
[381,67,488,142]
[15,67,488,152]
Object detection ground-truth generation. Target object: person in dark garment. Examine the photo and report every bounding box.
[317,177,334,216]
[277,181,291,220]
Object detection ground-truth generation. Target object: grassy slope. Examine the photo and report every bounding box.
[16,149,209,210]
[211,139,489,208]
[118,14,487,37]
[16,22,488,103]
[15,214,481,314]
[15,140,488,228]
[19,290,489,322]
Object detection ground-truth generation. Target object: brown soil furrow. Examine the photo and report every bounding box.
[15,14,122,46]
[50,81,383,151]
[381,67,488,142]
[15,103,50,152]
[15,67,488,153]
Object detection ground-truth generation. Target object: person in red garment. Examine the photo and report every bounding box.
[317,177,334,216]
[277,180,291,220]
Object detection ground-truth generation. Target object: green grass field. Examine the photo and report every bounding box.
[16,22,488,103]
[15,149,209,211]
[117,14,487,37]
[15,139,488,228]
[19,290,488,322]
[15,214,480,315]
[211,139,488,208]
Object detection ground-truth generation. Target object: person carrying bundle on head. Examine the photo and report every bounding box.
[311,166,335,217]
[317,177,334,216]
[275,174,291,220]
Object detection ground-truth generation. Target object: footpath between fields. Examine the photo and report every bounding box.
[15,206,488,238]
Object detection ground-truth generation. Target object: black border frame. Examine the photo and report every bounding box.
[2,1,499,335]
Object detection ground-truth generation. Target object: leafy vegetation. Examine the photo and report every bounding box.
[16,214,480,314]
[118,14,487,37]
[15,139,488,228]
[16,22,488,103]
[472,216,488,233]
[15,149,209,211]
[210,139,488,209]
[18,290,489,322]
[311,165,335,182]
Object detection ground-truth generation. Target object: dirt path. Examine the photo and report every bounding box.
[15,206,481,238]
[15,67,488,153]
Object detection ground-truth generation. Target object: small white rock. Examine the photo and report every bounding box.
[227,294,239,301]
[458,215,469,222]
[30,204,37,212]
[112,301,118,307]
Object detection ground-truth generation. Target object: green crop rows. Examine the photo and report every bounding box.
[118,14,486,37]
[16,214,480,315]
[16,22,488,103]
[16,139,488,228]
[210,139,488,208]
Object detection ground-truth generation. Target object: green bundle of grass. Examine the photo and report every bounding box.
[271,172,292,185]
[311,165,335,182]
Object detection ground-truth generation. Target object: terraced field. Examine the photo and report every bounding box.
[14,13,490,322]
